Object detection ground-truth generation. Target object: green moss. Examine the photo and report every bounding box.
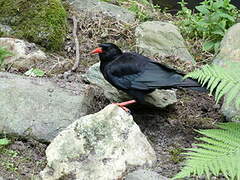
[0,0,68,51]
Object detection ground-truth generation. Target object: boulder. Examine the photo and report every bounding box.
[0,72,94,142]
[0,38,72,74]
[135,21,195,63]
[84,63,177,108]
[214,23,240,65]
[213,23,240,120]
[40,104,156,180]
[125,169,168,180]
[0,38,47,71]
[67,0,136,23]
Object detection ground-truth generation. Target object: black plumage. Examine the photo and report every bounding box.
[91,43,206,104]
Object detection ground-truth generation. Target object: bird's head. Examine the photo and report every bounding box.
[90,43,122,62]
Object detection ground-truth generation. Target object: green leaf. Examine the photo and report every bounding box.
[0,46,13,66]
[203,41,215,51]
[196,5,210,14]
[177,0,238,53]
[185,63,240,109]
[212,29,225,36]
[218,12,236,22]
[24,68,45,77]
[215,80,228,103]
[173,122,240,179]
[214,41,220,53]
[0,138,11,146]
[225,84,240,106]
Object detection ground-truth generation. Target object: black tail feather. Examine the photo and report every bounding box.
[177,78,208,92]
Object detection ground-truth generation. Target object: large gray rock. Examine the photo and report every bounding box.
[0,72,94,142]
[84,63,177,108]
[213,23,240,120]
[0,38,72,74]
[135,21,195,63]
[214,23,240,65]
[0,38,46,71]
[125,169,168,180]
[40,104,156,180]
[67,0,135,23]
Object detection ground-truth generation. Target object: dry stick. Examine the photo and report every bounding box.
[71,15,80,72]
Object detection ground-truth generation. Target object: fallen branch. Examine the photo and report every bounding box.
[71,15,80,72]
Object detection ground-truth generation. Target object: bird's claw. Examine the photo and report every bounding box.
[112,103,131,114]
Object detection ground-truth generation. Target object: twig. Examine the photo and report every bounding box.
[71,15,80,72]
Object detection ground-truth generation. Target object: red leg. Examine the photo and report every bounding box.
[113,100,136,112]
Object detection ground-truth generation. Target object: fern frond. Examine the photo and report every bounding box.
[173,122,240,179]
[184,63,240,109]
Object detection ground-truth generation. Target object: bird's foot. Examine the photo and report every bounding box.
[112,100,136,113]
[113,103,131,113]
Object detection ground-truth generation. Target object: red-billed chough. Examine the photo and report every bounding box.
[91,43,207,111]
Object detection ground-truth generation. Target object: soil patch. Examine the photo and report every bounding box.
[131,89,223,177]
[0,138,47,180]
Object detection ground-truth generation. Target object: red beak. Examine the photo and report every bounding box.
[90,47,103,54]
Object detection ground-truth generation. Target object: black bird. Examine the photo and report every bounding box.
[91,43,206,111]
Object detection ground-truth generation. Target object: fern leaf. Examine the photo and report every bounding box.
[206,76,216,94]
[216,82,234,104]
[236,97,240,110]
[225,84,240,106]
[173,122,240,179]
[184,63,240,109]
[202,75,211,87]
[209,77,220,95]
[215,80,228,103]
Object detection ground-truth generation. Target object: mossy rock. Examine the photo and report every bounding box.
[0,0,67,51]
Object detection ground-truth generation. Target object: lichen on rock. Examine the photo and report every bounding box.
[40,105,156,180]
[0,0,68,51]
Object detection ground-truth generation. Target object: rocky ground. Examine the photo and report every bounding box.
[0,87,223,179]
[0,138,47,179]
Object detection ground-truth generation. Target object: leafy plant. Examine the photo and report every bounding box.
[127,0,155,21]
[185,63,240,109]
[0,138,11,146]
[174,63,240,179]
[24,68,45,77]
[174,122,240,179]
[177,0,238,52]
[0,46,12,67]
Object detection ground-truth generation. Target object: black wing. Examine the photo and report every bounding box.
[104,52,186,91]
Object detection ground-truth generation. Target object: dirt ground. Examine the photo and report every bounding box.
[0,4,225,180]
[0,138,47,180]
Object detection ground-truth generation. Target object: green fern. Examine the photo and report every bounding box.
[184,63,240,109]
[173,122,240,179]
